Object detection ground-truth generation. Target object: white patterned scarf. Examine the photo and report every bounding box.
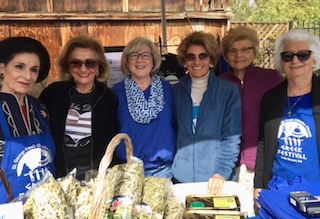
[124,74,164,124]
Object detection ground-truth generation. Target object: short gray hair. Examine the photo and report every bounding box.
[121,37,161,75]
[274,28,320,73]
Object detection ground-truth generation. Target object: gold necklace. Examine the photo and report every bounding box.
[287,95,303,117]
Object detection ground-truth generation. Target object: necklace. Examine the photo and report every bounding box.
[75,84,95,94]
[287,95,303,117]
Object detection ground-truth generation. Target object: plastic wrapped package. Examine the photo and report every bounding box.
[23,172,74,219]
[163,185,184,219]
[91,133,143,219]
[74,183,94,219]
[91,133,183,219]
[58,169,81,214]
[142,177,169,218]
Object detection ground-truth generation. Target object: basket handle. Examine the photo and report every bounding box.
[97,133,133,178]
[91,133,133,219]
[0,167,14,202]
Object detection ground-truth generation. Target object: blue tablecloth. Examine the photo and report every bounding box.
[256,177,320,219]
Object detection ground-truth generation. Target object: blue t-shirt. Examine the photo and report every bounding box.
[273,92,320,181]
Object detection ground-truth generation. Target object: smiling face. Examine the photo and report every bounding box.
[185,45,211,78]
[0,52,40,100]
[225,39,255,74]
[127,44,153,81]
[281,40,313,80]
[68,47,98,91]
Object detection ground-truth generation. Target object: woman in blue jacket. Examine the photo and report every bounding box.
[172,31,242,195]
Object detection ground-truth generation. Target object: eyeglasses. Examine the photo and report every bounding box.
[185,53,210,61]
[68,59,98,69]
[227,46,253,55]
[128,52,152,60]
[280,50,312,62]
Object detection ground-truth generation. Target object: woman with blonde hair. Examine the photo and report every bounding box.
[219,26,283,216]
[40,35,119,180]
[112,36,176,178]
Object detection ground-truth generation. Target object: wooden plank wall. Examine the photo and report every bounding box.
[0,19,228,80]
[0,0,232,96]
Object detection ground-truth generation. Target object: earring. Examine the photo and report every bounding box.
[209,64,214,68]
[183,64,187,68]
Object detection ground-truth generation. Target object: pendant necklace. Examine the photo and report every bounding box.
[287,95,303,117]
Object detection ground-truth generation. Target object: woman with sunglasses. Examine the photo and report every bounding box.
[112,37,175,179]
[0,37,55,203]
[39,36,119,180]
[171,31,241,194]
[254,29,320,205]
[219,26,283,216]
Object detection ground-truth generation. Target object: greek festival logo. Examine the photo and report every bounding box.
[11,144,53,190]
[277,118,312,163]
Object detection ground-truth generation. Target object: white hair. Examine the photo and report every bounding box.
[274,28,320,73]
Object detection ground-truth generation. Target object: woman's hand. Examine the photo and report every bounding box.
[207,174,225,195]
[254,188,262,208]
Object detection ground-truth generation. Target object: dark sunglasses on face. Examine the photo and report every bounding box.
[280,50,312,62]
[128,52,152,60]
[185,53,210,61]
[68,59,98,69]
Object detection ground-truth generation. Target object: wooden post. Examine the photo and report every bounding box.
[161,0,167,54]
[123,0,129,12]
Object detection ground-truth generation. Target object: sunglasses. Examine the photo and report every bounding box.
[128,52,152,60]
[185,53,210,61]
[280,50,312,62]
[68,59,98,69]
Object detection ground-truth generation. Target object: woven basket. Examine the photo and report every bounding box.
[0,167,14,202]
[90,133,134,219]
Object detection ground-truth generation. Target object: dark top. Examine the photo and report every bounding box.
[39,81,119,178]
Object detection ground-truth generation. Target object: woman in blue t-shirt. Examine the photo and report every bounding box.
[254,29,320,203]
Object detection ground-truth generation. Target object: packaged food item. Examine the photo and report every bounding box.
[163,185,184,219]
[91,133,184,219]
[142,177,169,217]
[91,133,143,219]
[183,209,247,219]
[132,203,153,219]
[23,172,74,219]
[58,169,81,214]
[74,183,94,219]
[186,194,240,211]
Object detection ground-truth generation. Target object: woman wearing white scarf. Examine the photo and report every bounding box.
[112,37,176,179]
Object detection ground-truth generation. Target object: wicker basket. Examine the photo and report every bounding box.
[90,133,134,219]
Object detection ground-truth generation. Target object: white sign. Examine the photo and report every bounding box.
[0,201,24,219]
[104,48,125,88]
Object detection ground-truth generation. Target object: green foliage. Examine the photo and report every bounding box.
[231,0,320,22]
